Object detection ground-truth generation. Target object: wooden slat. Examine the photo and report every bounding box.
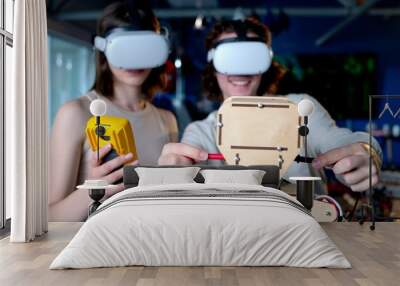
[231,104,290,108]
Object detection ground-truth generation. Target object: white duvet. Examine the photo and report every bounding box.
[50,183,351,269]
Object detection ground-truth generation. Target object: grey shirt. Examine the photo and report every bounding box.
[181,94,382,194]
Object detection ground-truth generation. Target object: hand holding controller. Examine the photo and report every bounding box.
[86,99,138,184]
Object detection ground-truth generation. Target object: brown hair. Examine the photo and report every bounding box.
[92,2,166,100]
[203,18,288,101]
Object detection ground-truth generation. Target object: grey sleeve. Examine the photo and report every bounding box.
[306,95,382,159]
[181,122,207,150]
[181,121,217,153]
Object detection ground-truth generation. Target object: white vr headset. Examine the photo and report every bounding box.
[94,28,170,69]
[207,37,273,75]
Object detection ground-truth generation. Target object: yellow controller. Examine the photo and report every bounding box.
[86,116,138,163]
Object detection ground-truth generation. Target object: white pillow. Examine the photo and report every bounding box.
[136,167,201,186]
[200,169,266,185]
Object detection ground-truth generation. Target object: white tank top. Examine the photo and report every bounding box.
[77,91,178,184]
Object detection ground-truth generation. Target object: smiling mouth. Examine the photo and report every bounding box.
[228,77,251,87]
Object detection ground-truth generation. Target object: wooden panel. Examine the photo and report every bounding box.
[217,96,299,176]
[0,222,399,286]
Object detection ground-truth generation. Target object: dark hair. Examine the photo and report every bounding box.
[92,2,166,100]
[203,18,288,101]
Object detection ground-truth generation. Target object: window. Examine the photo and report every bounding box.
[1,0,14,230]
[0,3,94,230]
[4,44,11,220]
[48,34,95,127]
[5,0,13,33]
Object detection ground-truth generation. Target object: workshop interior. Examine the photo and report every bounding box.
[1,0,400,285]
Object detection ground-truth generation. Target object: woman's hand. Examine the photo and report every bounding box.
[312,142,379,192]
[88,144,138,198]
[158,143,208,165]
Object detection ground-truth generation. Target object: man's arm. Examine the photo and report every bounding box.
[298,94,382,191]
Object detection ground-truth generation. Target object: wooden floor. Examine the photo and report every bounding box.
[0,222,399,286]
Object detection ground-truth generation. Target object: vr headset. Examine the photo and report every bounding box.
[94,28,169,69]
[207,20,274,75]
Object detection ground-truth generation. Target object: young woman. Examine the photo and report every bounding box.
[49,2,178,221]
[158,18,382,194]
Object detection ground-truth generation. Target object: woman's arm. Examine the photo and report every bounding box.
[48,100,91,221]
[48,100,134,221]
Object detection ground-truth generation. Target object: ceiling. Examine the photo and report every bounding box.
[46,0,400,11]
[45,0,400,46]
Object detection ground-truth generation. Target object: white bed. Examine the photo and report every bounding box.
[50,183,350,269]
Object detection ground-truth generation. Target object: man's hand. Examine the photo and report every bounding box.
[312,142,379,192]
[158,143,208,165]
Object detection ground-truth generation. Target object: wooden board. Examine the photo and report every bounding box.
[1,222,399,286]
[217,96,300,176]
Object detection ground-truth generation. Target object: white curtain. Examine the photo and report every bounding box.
[7,0,48,242]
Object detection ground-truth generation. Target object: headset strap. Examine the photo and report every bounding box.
[211,36,265,49]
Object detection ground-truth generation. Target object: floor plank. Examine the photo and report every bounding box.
[0,222,399,286]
